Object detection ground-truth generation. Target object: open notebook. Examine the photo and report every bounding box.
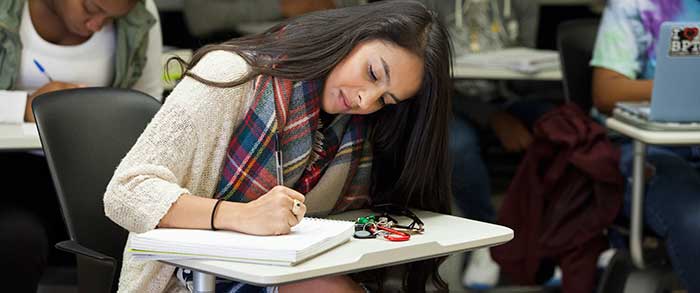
[128,218,354,266]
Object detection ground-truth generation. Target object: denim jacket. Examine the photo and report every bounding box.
[0,0,156,90]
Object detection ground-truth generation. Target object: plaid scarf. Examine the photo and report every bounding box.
[214,76,372,214]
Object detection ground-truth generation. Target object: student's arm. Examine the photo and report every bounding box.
[454,96,532,152]
[158,187,306,235]
[589,0,651,114]
[130,0,164,101]
[490,111,533,152]
[279,0,335,17]
[183,0,284,38]
[104,51,305,236]
[1,82,84,123]
[183,0,344,38]
[592,67,653,114]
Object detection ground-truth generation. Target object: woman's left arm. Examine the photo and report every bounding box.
[131,0,164,101]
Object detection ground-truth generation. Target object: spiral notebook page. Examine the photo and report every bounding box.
[129,218,354,266]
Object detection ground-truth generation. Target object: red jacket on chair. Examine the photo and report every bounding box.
[491,103,624,293]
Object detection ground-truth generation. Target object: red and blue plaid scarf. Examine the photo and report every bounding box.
[214,75,372,213]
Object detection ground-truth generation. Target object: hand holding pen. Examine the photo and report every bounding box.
[24,59,85,122]
[25,82,84,123]
[32,59,86,88]
[219,132,307,236]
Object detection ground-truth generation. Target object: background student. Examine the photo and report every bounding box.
[446,0,556,289]
[591,0,700,291]
[103,1,454,292]
[0,0,162,291]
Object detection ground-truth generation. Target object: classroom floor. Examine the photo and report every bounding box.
[439,252,561,293]
[437,192,561,293]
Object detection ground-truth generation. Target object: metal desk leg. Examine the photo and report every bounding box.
[630,140,646,269]
[193,271,216,293]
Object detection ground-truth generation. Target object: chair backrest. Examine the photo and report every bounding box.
[557,18,600,113]
[32,88,161,263]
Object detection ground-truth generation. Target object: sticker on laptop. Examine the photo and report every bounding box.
[670,26,700,56]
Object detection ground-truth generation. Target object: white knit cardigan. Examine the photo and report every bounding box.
[104,50,256,293]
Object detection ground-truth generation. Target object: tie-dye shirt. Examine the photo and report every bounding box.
[590,0,700,79]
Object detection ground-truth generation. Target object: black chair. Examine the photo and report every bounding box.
[557,19,681,293]
[557,18,600,113]
[32,88,161,293]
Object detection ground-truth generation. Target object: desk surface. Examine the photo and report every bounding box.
[163,210,513,286]
[606,118,700,145]
[452,64,562,81]
[0,123,41,151]
[452,48,562,81]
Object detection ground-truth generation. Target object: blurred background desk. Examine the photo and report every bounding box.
[452,47,563,81]
[453,64,562,81]
[604,117,700,281]
[0,123,41,151]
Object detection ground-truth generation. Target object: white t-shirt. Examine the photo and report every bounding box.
[15,1,116,91]
[0,0,163,124]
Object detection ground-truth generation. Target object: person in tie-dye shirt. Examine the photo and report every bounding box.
[591,0,700,112]
[590,0,700,292]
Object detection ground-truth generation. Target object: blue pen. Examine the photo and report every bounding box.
[33,59,53,82]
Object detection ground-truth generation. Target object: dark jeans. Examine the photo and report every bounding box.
[619,144,700,293]
[449,117,495,222]
[0,152,70,292]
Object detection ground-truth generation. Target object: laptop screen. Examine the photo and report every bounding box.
[649,22,700,122]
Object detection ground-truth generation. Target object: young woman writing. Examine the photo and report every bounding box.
[104,1,453,292]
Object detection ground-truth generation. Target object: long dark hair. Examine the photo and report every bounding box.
[176,1,453,291]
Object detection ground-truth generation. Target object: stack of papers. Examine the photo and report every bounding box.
[455,47,560,74]
[129,218,354,266]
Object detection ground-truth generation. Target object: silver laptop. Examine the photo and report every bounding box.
[613,22,700,130]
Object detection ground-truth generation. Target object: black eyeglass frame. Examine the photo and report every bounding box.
[371,203,424,233]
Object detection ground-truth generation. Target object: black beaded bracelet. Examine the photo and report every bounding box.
[210,199,224,230]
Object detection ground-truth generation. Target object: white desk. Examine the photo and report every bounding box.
[452,64,562,81]
[605,117,700,269]
[606,118,700,145]
[452,48,563,81]
[163,209,513,291]
[0,123,41,151]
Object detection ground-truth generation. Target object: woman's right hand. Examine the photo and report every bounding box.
[280,0,335,17]
[221,186,307,236]
[25,81,85,122]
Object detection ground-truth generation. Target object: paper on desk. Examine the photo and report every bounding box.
[128,217,354,266]
[455,47,559,74]
[130,253,189,261]
[22,123,39,136]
